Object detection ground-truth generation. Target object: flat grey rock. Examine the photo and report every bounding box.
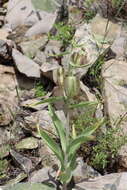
[74,172,127,190]
[12,48,40,78]
[2,183,55,190]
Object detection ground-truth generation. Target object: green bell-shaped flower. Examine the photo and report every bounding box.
[64,75,80,98]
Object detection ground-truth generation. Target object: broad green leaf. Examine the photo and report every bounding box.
[48,104,67,153]
[31,0,58,12]
[67,136,93,159]
[67,119,104,158]
[69,153,77,171]
[31,96,64,106]
[80,119,104,137]
[69,101,97,109]
[38,127,64,167]
[59,166,73,184]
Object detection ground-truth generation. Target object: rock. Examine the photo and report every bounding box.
[15,137,39,150]
[3,173,127,190]
[102,59,127,168]
[39,39,61,80]
[33,51,46,66]
[102,59,127,130]
[52,86,65,110]
[30,157,42,168]
[24,110,67,135]
[0,16,4,27]
[0,144,11,158]
[0,40,12,62]
[28,167,55,183]
[0,29,9,41]
[80,81,103,121]
[31,0,60,12]
[5,0,59,31]
[0,159,8,178]
[80,81,97,102]
[5,0,35,30]
[73,173,127,190]
[0,7,7,16]
[118,144,127,168]
[0,125,25,146]
[88,0,109,18]
[24,110,53,134]
[0,65,18,126]
[20,89,35,101]
[0,127,12,145]
[91,14,122,42]
[6,25,29,44]
[19,35,48,59]
[73,157,101,183]
[25,12,57,37]
[21,98,48,111]
[90,0,127,19]
[3,183,55,190]
[16,74,35,90]
[74,172,127,190]
[41,62,60,81]
[44,40,61,57]
[0,8,6,26]
[111,29,127,60]
[62,23,99,79]
[38,142,58,167]
[12,48,40,78]
[4,172,27,186]
[118,173,127,190]
[10,149,33,173]
[69,6,84,26]
[41,61,59,73]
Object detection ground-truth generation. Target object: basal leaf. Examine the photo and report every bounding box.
[30,96,64,106]
[48,104,67,153]
[67,119,104,158]
[38,126,64,167]
[67,136,93,159]
[69,101,97,109]
[69,153,77,171]
[81,119,104,137]
[59,166,73,184]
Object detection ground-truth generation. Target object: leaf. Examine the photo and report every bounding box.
[48,104,67,153]
[31,0,58,12]
[72,124,77,139]
[30,96,64,106]
[81,119,104,136]
[69,101,98,109]
[69,153,77,171]
[38,126,64,167]
[59,166,73,184]
[67,119,104,158]
[69,62,90,68]
[67,136,93,160]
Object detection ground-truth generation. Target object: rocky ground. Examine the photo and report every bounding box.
[0,0,127,189]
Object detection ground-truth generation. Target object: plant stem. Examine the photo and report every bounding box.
[62,183,68,190]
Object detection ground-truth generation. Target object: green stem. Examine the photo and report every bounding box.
[62,183,68,190]
[63,97,70,167]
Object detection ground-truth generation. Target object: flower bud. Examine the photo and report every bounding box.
[64,75,80,98]
[53,67,65,86]
[57,67,65,87]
